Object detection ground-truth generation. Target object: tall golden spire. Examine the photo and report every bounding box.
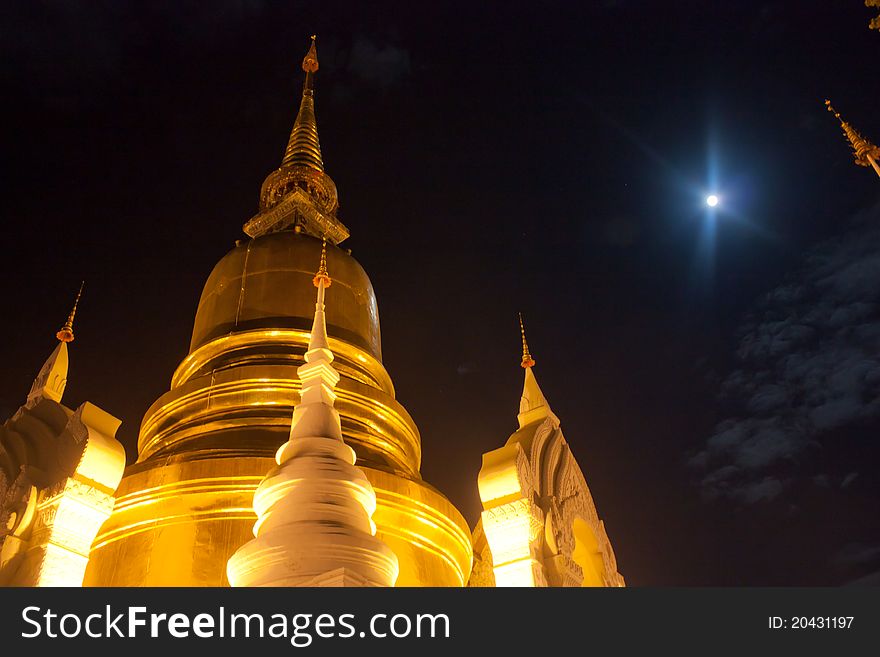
[519,313,535,368]
[245,35,349,244]
[825,100,880,178]
[56,282,83,343]
[282,35,324,171]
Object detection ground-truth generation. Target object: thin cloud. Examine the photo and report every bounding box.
[347,36,411,89]
[691,201,880,503]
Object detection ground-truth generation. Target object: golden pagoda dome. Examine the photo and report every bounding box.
[83,38,472,587]
[190,231,381,359]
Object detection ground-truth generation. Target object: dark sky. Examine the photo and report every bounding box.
[2,1,879,586]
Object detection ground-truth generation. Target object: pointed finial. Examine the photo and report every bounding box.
[825,99,880,172]
[302,35,319,74]
[519,313,535,368]
[313,237,332,288]
[277,36,325,172]
[825,99,841,121]
[56,281,83,343]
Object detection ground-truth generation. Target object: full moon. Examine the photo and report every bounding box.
[706,194,719,207]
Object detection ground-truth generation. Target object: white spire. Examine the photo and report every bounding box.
[26,342,68,408]
[25,287,83,408]
[227,238,398,587]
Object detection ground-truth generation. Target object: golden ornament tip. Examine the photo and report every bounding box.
[824,100,880,170]
[302,34,319,73]
[56,281,83,343]
[313,237,332,288]
[519,312,535,368]
[825,99,841,121]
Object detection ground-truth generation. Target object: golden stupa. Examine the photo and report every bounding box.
[82,37,472,586]
[0,37,624,588]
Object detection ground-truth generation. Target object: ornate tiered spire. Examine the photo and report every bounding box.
[282,35,324,172]
[244,36,349,243]
[825,100,880,178]
[227,239,398,587]
[56,282,83,343]
[516,314,553,429]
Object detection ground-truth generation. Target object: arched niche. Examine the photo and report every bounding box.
[570,516,604,587]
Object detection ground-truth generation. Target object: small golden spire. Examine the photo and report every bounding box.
[519,313,535,369]
[825,100,880,176]
[313,237,332,288]
[56,281,83,343]
[302,35,319,74]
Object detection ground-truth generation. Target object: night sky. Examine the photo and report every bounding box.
[2,1,879,586]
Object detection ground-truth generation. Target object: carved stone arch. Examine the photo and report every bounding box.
[570,516,604,587]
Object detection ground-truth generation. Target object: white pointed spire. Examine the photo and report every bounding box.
[26,342,68,408]
[277,237,341,451]
[25,286,83,408]
[227,237,398,587]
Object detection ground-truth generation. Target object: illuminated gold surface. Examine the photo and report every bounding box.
[189,233,382,359]
[86,459,470,587]
[142,330,419,476]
